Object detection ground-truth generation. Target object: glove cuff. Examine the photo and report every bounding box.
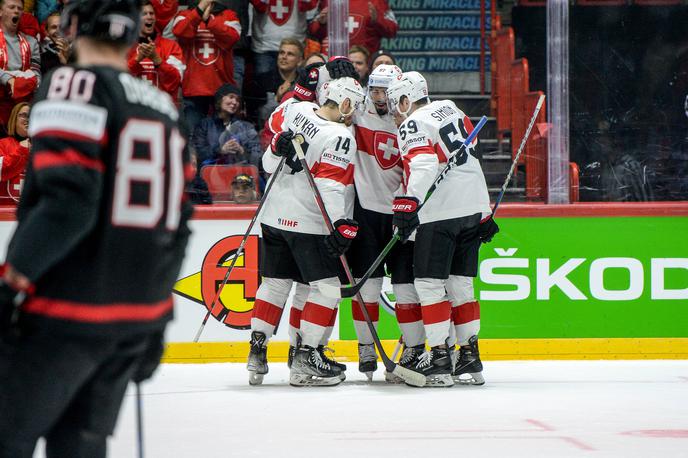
[293,83,314,101]
[337,224,358,239]
[393,196,420,213]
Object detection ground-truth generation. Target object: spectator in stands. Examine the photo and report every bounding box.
[369,48,395,70]
[0,102,29,203]
[193,83,262,167]
[223,0,250,88]
[349,44,369,82]
[40,11,70,74]
[128,0,185,101]
[231,173,258,204]
[309,0,397,55]
[246,37,304,126]
[0,0,40,129]
[250,0,317,77]
[173,0,241,136]
[186,146,213,205]
[149,0,178,35]
[304,51,326,67]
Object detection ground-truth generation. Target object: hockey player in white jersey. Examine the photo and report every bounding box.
[387,71,499,387]
[250,77,365,387]
[348,64,426,381]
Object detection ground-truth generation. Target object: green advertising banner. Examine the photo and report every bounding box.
[339,216,688,340]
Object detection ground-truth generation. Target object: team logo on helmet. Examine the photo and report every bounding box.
[173,235,261,329]
[267,0,293,27]
[193,29,219,66]
[347,14,364,38]
[373,131,400,170]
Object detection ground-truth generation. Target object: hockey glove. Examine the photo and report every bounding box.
[478,215,499,243]
[326,56,358,81]
[392,196,420,243]
[294,62,324,102]
[324,219,359,257]
[132,331,165,383]
[270,130,303,174]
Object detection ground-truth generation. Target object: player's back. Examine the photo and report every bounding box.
[15,65,192,336]
[401,99,490,222]
[261,101,356,235]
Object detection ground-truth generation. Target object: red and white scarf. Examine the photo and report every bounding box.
[0,28,31,71]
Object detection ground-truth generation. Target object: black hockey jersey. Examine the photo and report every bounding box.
[6,65,193,337]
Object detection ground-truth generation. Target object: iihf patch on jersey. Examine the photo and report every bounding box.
[29,100,108,142]
[321,150,351,169]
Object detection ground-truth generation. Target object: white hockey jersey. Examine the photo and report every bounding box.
[261,101,357,235]
[352,105,403,214]
[251,0,316,53]
[397,100,491,224]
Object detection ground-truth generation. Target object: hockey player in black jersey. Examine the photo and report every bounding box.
[0,1,192,456]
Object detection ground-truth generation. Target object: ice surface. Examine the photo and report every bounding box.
[40,360,688,457]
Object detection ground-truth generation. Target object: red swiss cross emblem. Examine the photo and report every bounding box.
[193,29,218,66]
[6,173,24,202]
[373,131,400,170]
[268,0,293,26]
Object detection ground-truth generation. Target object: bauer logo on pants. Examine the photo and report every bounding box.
[173,235,261,329]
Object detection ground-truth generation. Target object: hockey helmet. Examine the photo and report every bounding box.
[386,71,429,117]
[324,77,366,117]
[366,64,403,113]
[61,0,141,46]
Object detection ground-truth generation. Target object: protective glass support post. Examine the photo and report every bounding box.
[546,0,570,204]
[328,0,349,58]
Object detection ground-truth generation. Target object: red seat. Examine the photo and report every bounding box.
[510,58,530,164]
[493,27,515,140]
[200,165,261,202]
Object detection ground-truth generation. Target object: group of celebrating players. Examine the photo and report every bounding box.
[246,56,499,388]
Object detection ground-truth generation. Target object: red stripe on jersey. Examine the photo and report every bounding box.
[452,301,480,325]
[289,306,302,329]
[32,129,107,145]
[33,149,104,172]
[327,307,337,327]
[251,299,283,326]
[421,300,451,325]
[395,302,422,324]
[301,301,335,327]
[269,107,286,135]
[433,143,448,163]
[352,301,379,321]
[313,162,354,185]
[22,296,173,323]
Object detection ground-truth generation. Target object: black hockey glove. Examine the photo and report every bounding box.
[0,281,20,340]
[392,196,420,243]
[478,215,499,243]
[270,130,303,174]
[326,56,358,81]
[294,62,324,102]
[324,219,359,258]
[132,331,165,383]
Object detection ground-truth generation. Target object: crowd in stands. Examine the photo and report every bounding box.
[0,0,399,206]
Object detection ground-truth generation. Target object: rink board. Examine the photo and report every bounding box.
[0,203,687,361]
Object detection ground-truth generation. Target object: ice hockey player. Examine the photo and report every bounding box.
[247,59,359,385]
[0,0,192,455]
[248,77,365,387]
[386,71,499,387]
[347,64,426,381]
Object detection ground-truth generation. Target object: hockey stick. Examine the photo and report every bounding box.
[491,94,545,216]
[136,383,144,458]
[291,136,426,387]
[318,115,489,299]
[193,157,287,342]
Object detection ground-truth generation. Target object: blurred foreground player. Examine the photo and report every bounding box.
[0,1,192,456]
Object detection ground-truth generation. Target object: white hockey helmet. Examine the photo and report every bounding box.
[323,77,366,117]
[367,64,403,89]
[386,71,429,117]
[316,65,332,106]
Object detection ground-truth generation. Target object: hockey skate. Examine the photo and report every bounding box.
[358,343,378,381]
[407,347,454,387]
[289,346,343,387]
[385,344,425,383]
[453,335,485,386]
[247,331,268,385]
[287,344,296,369]
[318,345,347,380]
